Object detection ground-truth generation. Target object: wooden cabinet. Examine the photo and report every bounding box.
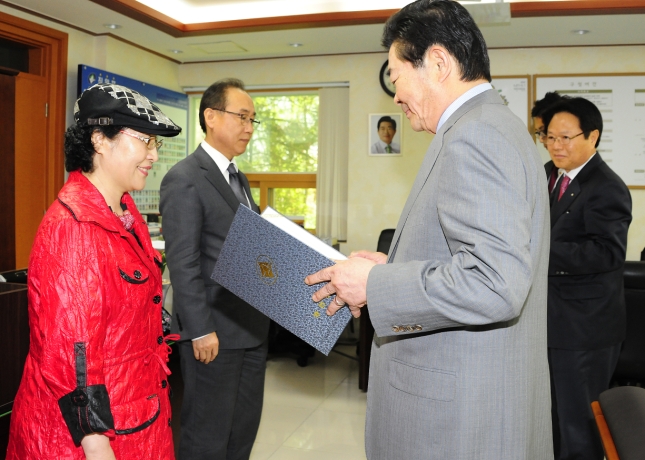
[0,282,29,456]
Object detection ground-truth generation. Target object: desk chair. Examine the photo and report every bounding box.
[612,261,645,386]
[592,386,645,460]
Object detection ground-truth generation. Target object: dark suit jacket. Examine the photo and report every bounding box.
[159,145,270,349]
[546,153,632,350]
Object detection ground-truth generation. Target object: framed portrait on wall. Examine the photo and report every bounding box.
[369,113,402,156]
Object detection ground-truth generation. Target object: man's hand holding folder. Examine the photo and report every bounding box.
[306,251,387,318]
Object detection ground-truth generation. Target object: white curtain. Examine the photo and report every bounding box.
[316,87,349,241]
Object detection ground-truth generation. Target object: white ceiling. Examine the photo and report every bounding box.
[4,0,645,63]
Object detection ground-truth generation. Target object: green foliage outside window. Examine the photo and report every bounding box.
[240,94,319,229]
[239,94,318,172]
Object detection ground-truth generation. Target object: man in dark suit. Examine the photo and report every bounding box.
[160,78,270,460]
[542,97,632,460]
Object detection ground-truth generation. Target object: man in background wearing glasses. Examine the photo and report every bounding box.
[160,78,269,460]
[531,92,565,167]
[542,97,632,460]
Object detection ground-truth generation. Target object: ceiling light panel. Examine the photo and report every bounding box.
[188,41,248,54]
[134,0,419,24]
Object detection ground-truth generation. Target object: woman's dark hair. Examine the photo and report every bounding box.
[199,78,246,134]
[382,0,491,82]
[64,124,123,172]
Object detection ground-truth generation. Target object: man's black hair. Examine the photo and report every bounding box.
[381,0,490,82]
[377,116,397,131]
[542,97,603,148]
[531,92,564,118]
[199,78,246,133]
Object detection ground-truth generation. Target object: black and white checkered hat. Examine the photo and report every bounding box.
[74,84,182,137]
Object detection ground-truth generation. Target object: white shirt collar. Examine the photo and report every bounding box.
[437,83,493,132]
[201,140,237,184]
[561,152,597,181]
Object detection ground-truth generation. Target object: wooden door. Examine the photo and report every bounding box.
[14,73,48,268]
[0,71,17,271]
[0,12,68,272]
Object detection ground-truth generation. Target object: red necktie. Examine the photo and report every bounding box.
[548,169,559,193]
[558,175,571,201]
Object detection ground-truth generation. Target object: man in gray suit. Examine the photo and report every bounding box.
[160,78,270,460]
[306,1,553,458]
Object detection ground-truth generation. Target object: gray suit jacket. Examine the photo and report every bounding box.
[365,90,553,459]
[159,145,270,348]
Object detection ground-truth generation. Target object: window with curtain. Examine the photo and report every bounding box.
[190,92,319,231]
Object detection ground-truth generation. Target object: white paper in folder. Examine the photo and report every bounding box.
[260,207,346,262]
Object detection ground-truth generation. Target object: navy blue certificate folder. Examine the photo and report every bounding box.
[210,205,351,355]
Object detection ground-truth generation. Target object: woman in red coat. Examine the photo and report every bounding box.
[6,84,182,460]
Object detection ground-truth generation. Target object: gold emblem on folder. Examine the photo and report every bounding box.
[312,301,327,318]
[256,255,278,285]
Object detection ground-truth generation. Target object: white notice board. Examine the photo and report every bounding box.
[535,74,645,188]
[491,75,531,129]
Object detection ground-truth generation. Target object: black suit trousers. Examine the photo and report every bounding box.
[177,340,268,460]
[548,344,621,460]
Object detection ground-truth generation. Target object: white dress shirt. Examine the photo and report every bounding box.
[437,83,493,133]
[200,140,250,206]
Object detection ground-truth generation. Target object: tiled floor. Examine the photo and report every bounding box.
[250,345,368,460]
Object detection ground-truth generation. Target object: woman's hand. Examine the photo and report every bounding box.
[81,433,116,460]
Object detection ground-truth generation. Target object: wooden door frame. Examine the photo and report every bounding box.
[0,11,68,204]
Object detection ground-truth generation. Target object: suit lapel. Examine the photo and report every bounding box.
[550,153,602,227]
[388,89,501,261]
[550,179,580,225]
[388,137,443,260]
[194,146,245,213]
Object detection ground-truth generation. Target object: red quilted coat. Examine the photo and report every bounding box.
[6,171,175,459]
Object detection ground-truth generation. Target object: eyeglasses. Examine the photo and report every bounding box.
[534,131,546,141]
[212,108,260,126]
[119,130,163,150]
[545,132,584,146]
